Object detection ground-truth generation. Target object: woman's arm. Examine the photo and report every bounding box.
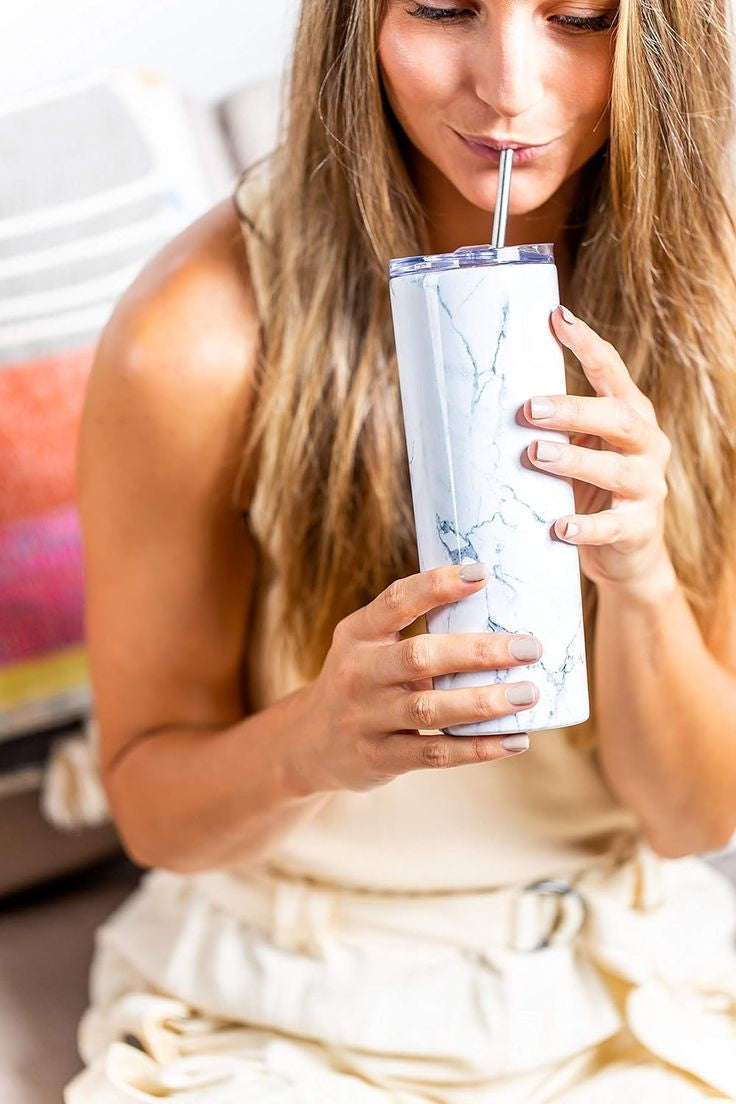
[526,308,736,859]
[594,555,736,860]
[104,682,331,873]
[79,198,331,873]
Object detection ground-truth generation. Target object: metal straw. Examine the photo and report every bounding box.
[491,148,514,248]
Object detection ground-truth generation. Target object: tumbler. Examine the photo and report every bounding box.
[388,243,589,736]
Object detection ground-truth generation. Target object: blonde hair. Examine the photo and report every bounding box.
[233,0,736,753]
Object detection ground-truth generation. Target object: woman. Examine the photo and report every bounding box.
[65,0,736,1100]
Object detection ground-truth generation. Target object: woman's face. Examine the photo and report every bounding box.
[377,1,618,224]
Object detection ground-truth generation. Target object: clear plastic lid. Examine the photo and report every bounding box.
[389,242,554,279]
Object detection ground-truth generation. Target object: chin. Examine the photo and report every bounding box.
[459,174,563,225]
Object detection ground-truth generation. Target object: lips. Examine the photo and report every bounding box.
[453,129,556,164]
[461,135,545,150]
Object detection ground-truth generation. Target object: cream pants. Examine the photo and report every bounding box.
[64,840,736,1103]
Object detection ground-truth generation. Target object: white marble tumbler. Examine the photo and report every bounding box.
[388,244,589,736]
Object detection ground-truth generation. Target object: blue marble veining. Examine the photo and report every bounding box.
[389,260,589,736]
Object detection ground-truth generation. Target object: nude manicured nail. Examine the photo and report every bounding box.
[459,562,488,582]
[530,398,555,420]
[502,734,530,752]
[505,682,537,706]
[509,636,541,661]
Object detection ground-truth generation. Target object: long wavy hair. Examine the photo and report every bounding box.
[232,0,736,754]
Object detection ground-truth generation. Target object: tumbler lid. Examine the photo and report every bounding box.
[389,241,554,279]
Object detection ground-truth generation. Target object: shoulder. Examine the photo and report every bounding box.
[100,193,258,398]
[82,196,259,510]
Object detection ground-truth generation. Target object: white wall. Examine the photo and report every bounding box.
[0,0,300,104]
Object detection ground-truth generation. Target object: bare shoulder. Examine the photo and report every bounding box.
[91,195,258,460]
[78,197,263,778]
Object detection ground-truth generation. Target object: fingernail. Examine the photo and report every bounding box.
[559,305,576,325]
[535,441,562,462]
[509,636,541,661]
[561,521,580,540]
[530,398,555,420]
[505,682,537,705]
[502,734,530,753]
[459,562,488,582]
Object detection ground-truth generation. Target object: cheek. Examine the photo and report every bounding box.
[378,17,463,117]
[560,54,613,126]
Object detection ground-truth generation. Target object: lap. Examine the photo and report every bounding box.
[63,937,733,1104]
[65,1013,730,1104]
[64,852,736,1103]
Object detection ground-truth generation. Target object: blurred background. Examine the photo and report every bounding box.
[0,0,298,101]
[0,3,298,1101]
[0,4,734,1103]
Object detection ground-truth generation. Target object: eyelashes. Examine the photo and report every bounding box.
[403,4,617,34]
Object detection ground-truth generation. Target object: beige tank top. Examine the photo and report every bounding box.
[232,164,642,894]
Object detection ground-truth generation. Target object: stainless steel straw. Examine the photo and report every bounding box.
[491,148,514,247]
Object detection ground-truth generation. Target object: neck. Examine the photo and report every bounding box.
[413,152,592,306]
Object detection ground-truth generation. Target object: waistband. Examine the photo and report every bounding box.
[186,832,658,959]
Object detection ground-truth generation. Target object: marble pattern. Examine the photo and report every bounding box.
[389,260,589,736]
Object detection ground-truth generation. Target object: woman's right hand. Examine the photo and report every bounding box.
[303,563,543,794]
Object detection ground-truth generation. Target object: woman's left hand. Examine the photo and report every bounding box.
[524,305,673,592]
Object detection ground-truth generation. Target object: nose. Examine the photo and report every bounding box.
[472,12,545,119]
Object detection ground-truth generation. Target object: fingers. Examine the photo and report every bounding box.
[370,631,542,687]
[527,439,657,499]
[347,563,489,642]
[524,394,655,454]
[554,503,665,549]
[380,727,531,773]
[395,678,540,734]
[550,306,654,417]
